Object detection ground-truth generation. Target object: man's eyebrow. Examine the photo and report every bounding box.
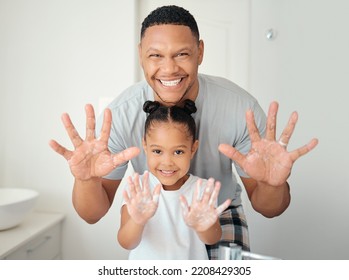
[145,46,192,54]
[145,47,160,53]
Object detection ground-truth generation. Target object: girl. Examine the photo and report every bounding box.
[117,100,231,259]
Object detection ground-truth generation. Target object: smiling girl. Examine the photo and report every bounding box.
[117,100,231,259]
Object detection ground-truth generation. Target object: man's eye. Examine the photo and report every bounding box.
[176,52,189,57]
[149,54,161,58]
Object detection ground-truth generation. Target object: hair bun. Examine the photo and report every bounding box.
[182,99,197,115]
[143,101,160,114]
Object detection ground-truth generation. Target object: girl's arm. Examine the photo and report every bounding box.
[195,219,223,245]
[117,172,161,249]
[118,205,145,249]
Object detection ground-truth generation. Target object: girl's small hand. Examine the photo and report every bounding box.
[123,172,161,226]
[180,178,231,232]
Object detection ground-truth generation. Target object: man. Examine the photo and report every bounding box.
[49,5,318,259]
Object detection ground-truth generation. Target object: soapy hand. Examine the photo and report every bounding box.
[219,101,318,187]
[180,178,231,232]
[49,104,140,180]
[123,172,161,226]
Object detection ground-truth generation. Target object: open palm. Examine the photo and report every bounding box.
[123,172,161,226]
[219,102,318,186]
[49,104,139,180]
[180,178,231,232]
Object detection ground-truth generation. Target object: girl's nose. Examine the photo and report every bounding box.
[162,153,174,165]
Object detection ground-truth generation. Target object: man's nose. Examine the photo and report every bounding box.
[162,57,179,73]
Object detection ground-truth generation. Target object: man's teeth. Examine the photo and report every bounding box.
[160,79,181,87]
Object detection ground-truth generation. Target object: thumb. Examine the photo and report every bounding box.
[216,199,231,216]
[112,147,140,167]
[218,144,244,163]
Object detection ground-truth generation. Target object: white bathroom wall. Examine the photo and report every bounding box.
[0,0,137,259]
[245,0,349,259]
[1,0,349,260]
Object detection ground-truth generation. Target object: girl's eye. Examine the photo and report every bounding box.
[174,150,184,155]
[152,149,161,154]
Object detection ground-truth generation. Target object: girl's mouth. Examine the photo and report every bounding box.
[159,170,177,176]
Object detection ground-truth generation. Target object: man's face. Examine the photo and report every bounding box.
[139,24,204,106]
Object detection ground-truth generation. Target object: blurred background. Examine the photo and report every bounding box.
[1,0,348,259]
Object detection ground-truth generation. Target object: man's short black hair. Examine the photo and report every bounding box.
[140,5,200,43]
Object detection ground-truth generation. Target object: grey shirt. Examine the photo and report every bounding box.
[96,74,267,205]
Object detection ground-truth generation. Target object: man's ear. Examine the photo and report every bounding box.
[198,40,204,65]
[191,140,199,159]
[142,137,147,154]
[138,43,143,68]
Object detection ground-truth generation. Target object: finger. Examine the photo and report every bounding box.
[85,104,96,141]
[289,138,319,162]
[201,178,215,204]
[278,111,298,148]
[179,195,189,217]
[48,139,73,160]
[132,173,142,193]
[127,176,137,198]
[218,144,245,166]
[99,107,112,143]
[265,101,279,141]
[152,183,161,204]
[122,189,131,204]
[216,199,232,216]
[142,171,150,196]
[208,181,221,207]
[193,178,202,202]
[111,147,140,168]
[246,109,261,142]
[61,113,83,148]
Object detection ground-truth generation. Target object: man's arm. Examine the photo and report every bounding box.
[219,101,318,218]
[242,177,290,218]
[49,104,140,223]
[72,178,121,224]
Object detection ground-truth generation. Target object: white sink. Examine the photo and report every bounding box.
[0,188,39,231]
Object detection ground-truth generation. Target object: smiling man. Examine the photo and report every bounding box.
[139,23,203,106]
[50,5,318,260]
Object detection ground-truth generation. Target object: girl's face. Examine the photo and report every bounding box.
[143,122,198,190]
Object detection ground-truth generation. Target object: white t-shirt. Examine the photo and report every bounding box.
[97,74,267,205]
[122,173,209,260]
